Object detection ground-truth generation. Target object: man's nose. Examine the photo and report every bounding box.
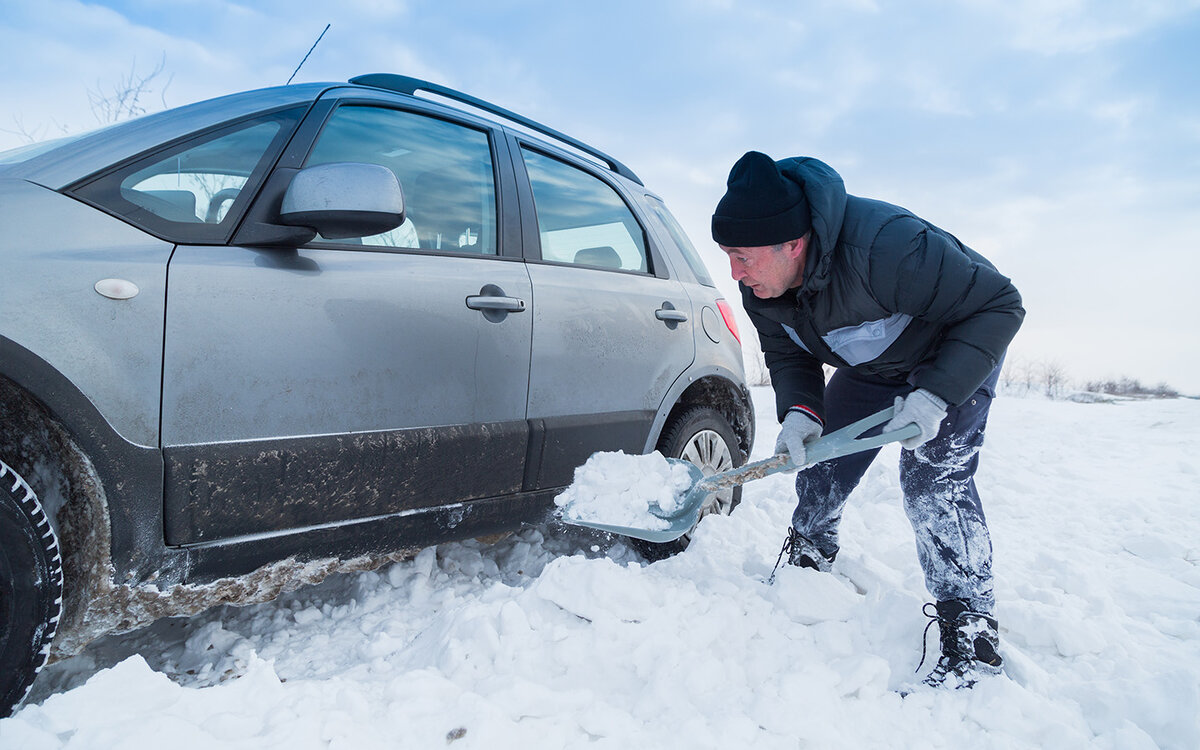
[729,257,746,281]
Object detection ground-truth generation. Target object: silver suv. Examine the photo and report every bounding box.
[0,74,753,714]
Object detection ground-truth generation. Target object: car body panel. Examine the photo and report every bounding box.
[524,263,695,486]
[161,247,534,544]
[0,179,169,448]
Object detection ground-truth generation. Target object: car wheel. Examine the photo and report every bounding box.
[633,406,744,560]
[0,459,63,718]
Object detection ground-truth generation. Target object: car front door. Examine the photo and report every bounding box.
[515,146,696,489]
[159,103,532,545]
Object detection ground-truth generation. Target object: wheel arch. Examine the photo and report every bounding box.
[0,337,167,658]
[645,366,755,461]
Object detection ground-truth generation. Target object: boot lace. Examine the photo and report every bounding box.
[915,601,996,677]
[767,527,803,584]
[915,602,946,674]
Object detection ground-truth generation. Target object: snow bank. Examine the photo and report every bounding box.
[3,389,1198,749]
[553,450,695,529]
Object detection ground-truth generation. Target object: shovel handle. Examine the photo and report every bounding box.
[695,405,921,493]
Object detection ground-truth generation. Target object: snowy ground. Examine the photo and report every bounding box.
[3,387,1199,749]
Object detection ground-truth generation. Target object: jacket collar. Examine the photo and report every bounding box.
[776,157,847,296]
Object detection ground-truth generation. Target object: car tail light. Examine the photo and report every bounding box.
[716,299,741,344]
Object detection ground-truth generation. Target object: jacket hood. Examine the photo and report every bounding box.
[776,157,847,296]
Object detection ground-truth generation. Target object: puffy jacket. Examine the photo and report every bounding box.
[744,157,1025,423]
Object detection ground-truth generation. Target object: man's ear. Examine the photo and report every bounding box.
[785,235,807,259]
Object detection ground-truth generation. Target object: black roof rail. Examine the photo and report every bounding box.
[349,73,643,186]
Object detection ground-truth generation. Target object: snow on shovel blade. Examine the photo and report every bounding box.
[559,405,920,543]
[561,459,708,543]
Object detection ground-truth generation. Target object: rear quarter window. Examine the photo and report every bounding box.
[69,108,302,243]
[644,195,715,287]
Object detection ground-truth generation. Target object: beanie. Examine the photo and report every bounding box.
[711,151,811,247]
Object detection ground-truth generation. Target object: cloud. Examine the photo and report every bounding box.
[961,0,1200,54]
[1,0,1197,391]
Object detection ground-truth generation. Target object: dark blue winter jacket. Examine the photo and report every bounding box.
[744,157,1025,423]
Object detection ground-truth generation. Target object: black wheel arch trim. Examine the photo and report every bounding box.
[0,335,165,583]
[644,365,755,461]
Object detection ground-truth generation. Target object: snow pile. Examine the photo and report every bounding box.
[554,450,695,529]
[3,388,1199,749]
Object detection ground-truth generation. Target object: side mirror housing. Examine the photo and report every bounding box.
[278,162,405,239]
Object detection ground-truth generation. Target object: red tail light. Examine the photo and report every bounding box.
[716,299,741,344]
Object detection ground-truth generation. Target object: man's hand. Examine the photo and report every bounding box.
[885,389,948,449]
[775,409,823,465]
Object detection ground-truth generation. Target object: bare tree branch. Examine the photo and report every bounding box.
[88,54,171,125]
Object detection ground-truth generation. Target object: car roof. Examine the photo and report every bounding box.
[5,83,329,189]
[5,76,644,192]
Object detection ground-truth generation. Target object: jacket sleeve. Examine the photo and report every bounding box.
[745,300,828,424]
[869,217,1025,405]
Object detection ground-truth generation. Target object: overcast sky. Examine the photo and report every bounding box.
[3,0,1199,393]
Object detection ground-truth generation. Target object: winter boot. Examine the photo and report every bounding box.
[768,527,837,583]
[918,598,1003,689]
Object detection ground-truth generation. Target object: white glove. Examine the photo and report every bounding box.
[774,409,823,465]
[885,389,949,449]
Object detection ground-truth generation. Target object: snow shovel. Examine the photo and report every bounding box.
[565,405,921,543]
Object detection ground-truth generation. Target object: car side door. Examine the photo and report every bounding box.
[156,100,533,545]
[513,142,696,489]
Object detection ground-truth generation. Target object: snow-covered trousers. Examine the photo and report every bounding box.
[791,363,1002,613]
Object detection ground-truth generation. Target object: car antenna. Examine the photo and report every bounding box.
[286,23,331,85]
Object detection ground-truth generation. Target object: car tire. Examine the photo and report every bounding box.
[0,459,63,718]
[633,406,744,560]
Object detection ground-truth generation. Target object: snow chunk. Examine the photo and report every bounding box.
[554,451,695,530]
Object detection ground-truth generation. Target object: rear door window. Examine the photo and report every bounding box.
[521,148,649,272]
[644,195,715,287]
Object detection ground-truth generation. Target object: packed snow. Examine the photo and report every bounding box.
[553,450,696,529]
[2,387,1199,749]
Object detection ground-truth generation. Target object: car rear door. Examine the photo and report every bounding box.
[159,101,533,545]
[513,143,695,489]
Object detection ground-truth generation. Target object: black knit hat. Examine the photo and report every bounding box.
[711,151,811,247]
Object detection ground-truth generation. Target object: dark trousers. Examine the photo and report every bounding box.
[792,364,1002,613]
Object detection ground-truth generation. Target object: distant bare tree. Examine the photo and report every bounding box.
[999,356,1034,396]
[88,55,173,125]
[4,56,172,146]
[1040,361,1069,399]
[1084,376,1179,399]
[1,113,69,144]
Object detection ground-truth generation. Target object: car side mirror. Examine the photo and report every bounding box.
[278,162,405,240]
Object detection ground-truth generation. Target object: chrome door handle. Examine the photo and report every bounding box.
[655,301,687,330]
[466,296,525,312]
[466,284,526,322]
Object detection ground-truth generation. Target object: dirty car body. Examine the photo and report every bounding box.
[0,74,753,707]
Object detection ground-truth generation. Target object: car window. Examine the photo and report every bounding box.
[305,105,497,254]
[71,109,301,243]
[521,148,649,272]
[121,123,280,224]
[643,195,715,287]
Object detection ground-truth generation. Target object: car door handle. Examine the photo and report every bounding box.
[466,295,525,312]
[655,307,688,322]
[466,284,526,323]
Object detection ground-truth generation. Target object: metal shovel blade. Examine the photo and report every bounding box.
[561,405,921,543]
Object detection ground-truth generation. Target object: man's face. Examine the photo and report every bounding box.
[719,237,808,299]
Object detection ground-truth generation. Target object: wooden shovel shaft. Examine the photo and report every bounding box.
[693,405,921,494]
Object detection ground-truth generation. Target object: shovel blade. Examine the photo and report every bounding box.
[560,458,710,543]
